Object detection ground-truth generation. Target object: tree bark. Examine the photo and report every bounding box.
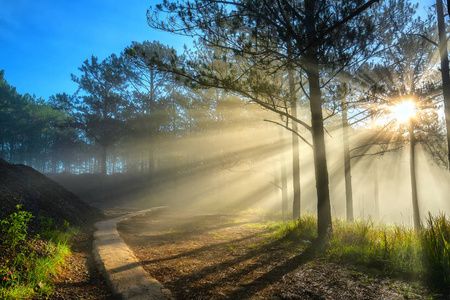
[289,66,301,220]
[436,0,450,168]
[341,101,354,222]
[306,0,332,240]
[409,121,421,232]
[279,128,288,217]
[308,67,332,240]
[373,158,380,219]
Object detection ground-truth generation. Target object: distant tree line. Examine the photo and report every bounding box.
[0,43,273,176]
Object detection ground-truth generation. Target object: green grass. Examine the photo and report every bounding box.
[266,214,317,241]
[266,213,450,293]
[0,206,76,299]
[421,213,450,291]
[326,219,422,278]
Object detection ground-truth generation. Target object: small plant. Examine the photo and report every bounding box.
[0,268,15,288]
[39,216,53,236]
[1,205,34,253]
[39,216,73,244]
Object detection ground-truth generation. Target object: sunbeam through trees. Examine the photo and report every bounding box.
[2,0,450,297]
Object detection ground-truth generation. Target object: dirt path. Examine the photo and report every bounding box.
[118,208,427,299]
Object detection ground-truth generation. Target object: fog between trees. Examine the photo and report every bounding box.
[1,0,450,236]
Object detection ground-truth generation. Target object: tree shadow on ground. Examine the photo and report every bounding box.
[163,236,324,299]
[140,233,261,264]
[225,240,324,299]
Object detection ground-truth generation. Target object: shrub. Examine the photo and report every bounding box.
[0,205,34,253]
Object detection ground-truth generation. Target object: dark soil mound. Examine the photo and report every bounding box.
[0,158,103,228]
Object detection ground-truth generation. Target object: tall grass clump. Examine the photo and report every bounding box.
[420,213,450,291]
[325,219,422,278]
[0,205,74,299]
[267,214,317,241]
[268,213,450,292]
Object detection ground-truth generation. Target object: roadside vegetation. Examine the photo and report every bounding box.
[268,213,450,294]
[0,204,76,299]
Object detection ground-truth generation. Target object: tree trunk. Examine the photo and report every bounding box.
[341,101,354,222]
[370,112,380,219]
[373,158,380,219]
[436,0,450,168]
[409,121,421,231]
[308,67,332,240]
[279,128,288,217]
[306,0,332,240]
[289,66,301,220]
[100,146,107,175]
[51,157,57,174]
[148,144,154,178]
[64,160,71,173]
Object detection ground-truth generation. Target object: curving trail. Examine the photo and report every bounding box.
[93,207,174,300]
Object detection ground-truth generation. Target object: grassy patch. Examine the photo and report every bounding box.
[267,213,450,293]
[266,214,317,241]
[421,213,450,292]
[0,205,76,299]
[326,219,421,278]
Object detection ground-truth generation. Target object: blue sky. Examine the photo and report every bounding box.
[0,0,436,101]
[0,0,190,100]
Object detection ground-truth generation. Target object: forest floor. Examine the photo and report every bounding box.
[117,208,433,300]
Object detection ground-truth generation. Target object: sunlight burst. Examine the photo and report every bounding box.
[390,100,416,123]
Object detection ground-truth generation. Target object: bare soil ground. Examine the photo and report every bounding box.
[118,208,430,300]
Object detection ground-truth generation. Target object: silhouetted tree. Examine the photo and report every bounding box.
[72,54,132,175]
[436,0,450,168]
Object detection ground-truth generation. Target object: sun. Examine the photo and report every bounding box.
[390,100,416,123]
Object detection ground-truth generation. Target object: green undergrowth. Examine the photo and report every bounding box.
[421,213,450,292]
[326,219,422,278]
[266,214,317,241]
[0,205,77,299]
[266,213,450,293]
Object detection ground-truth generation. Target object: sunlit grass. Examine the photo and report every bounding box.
[266,214,317,241]
[0,240,71,299]
[266,213,450,292]
[421,213,450,291]
[326,219,422,278]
